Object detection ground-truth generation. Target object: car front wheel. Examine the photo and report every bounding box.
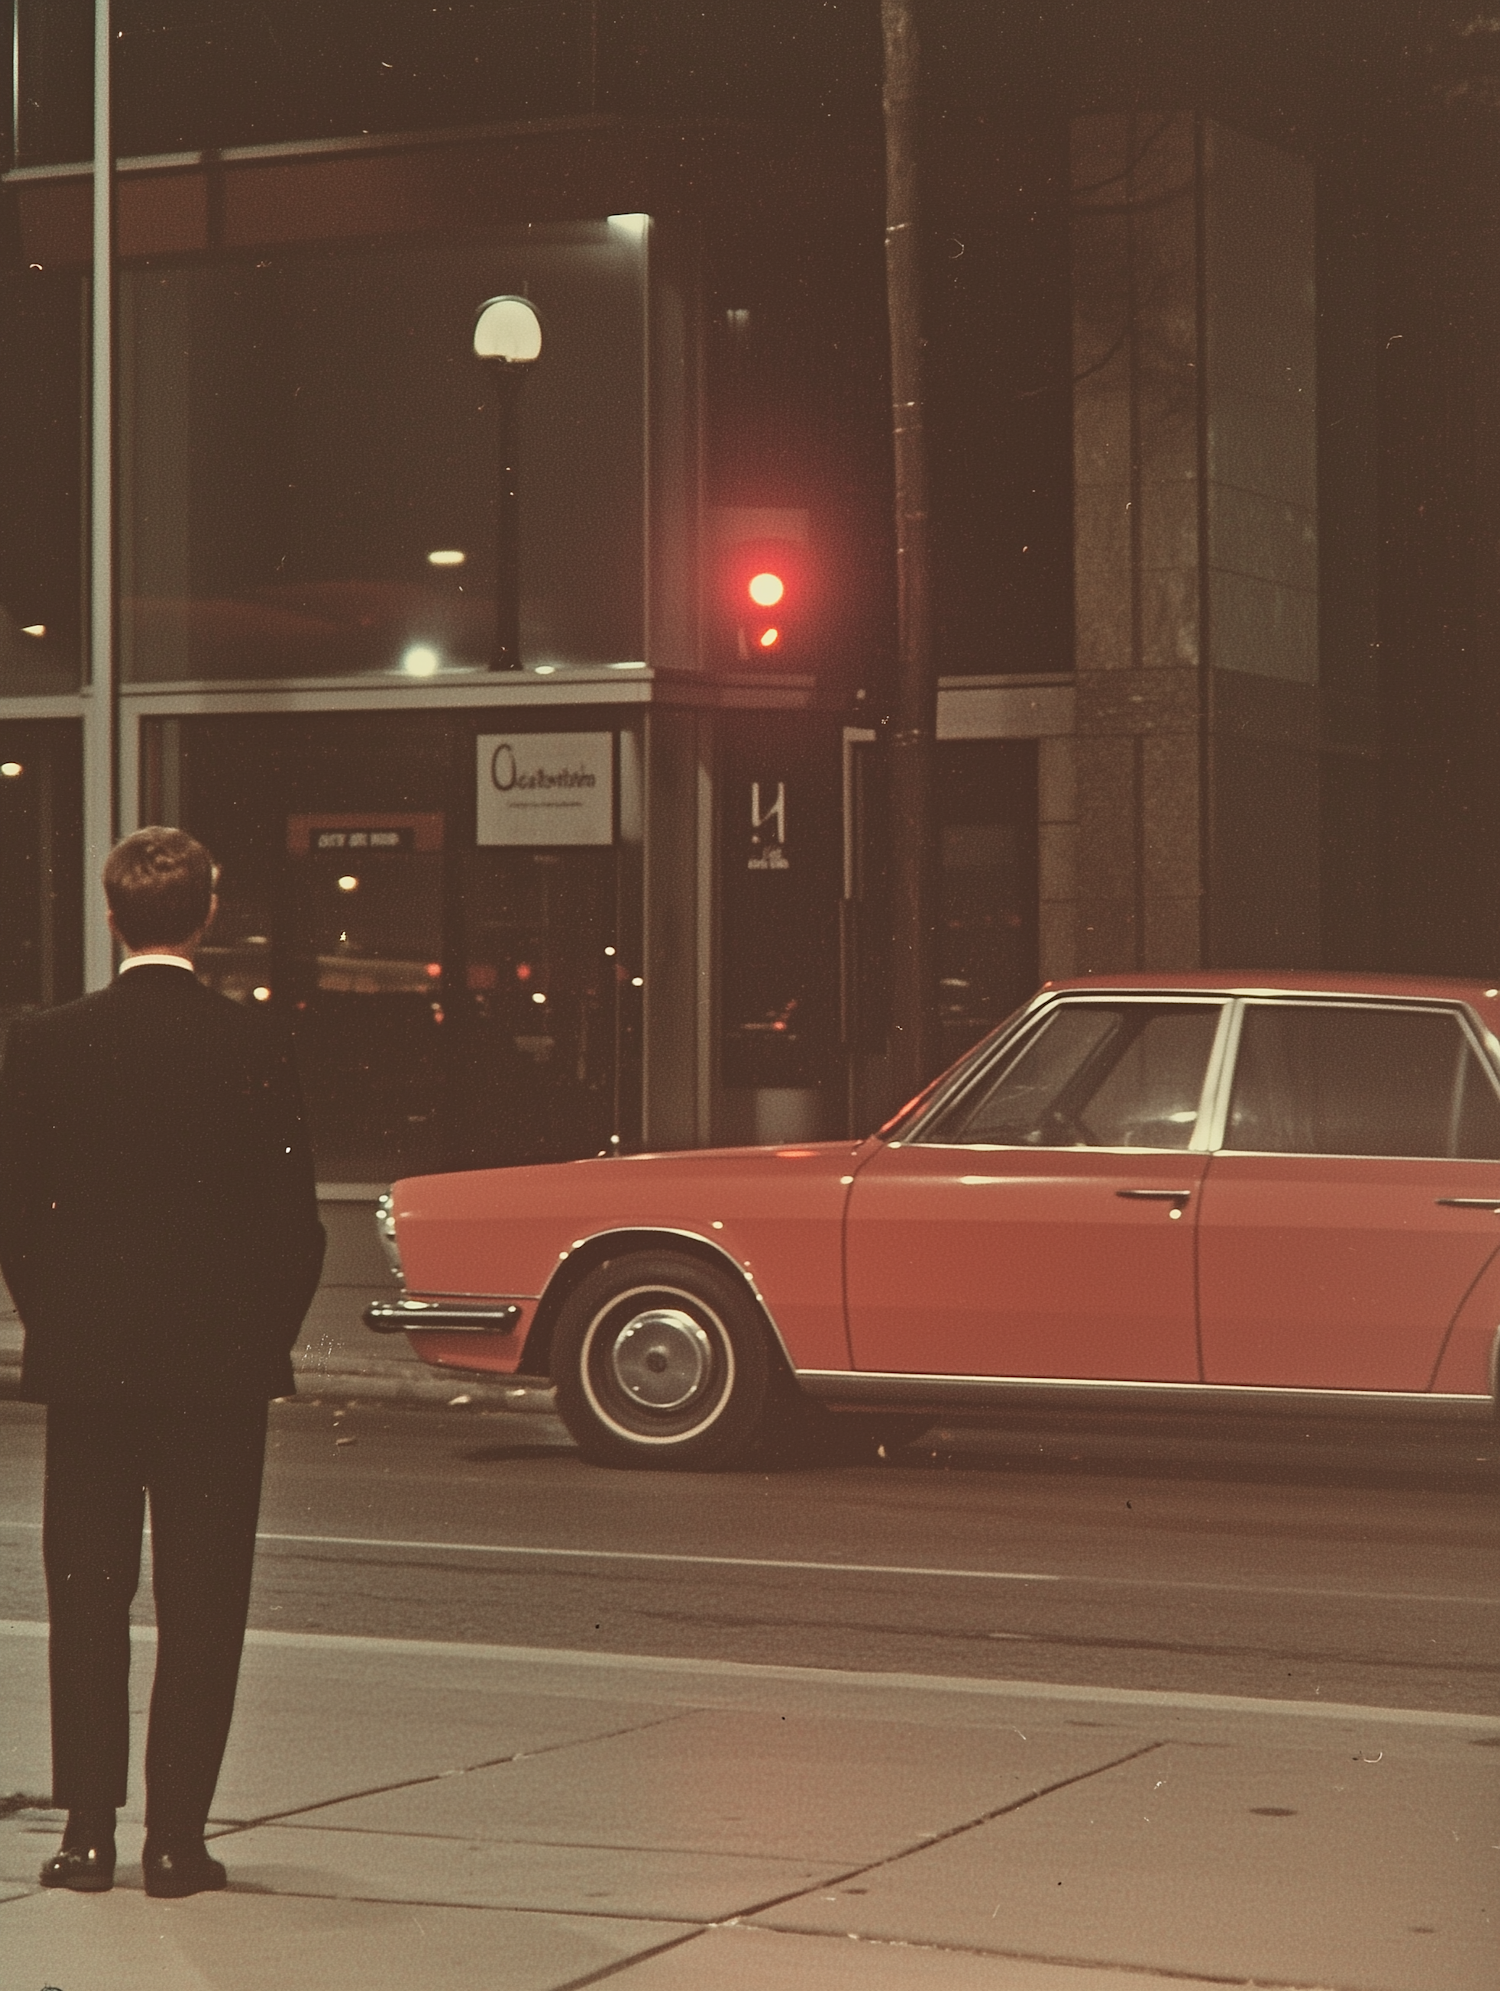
[551,1252,777,1468]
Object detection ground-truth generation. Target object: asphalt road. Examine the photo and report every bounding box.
[2,1396,1496,1720]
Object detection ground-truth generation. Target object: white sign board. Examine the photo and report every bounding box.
[476,732,614,846]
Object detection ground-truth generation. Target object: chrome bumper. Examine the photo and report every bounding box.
[364,1298,521,1335]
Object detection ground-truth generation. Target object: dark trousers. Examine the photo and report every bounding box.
[43,1397,269,1838]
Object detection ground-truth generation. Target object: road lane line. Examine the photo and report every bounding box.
[249,1528,1500,1608]
[3,1616,1497,1730]
[2,1513,1498,1608]
[252,1530,1061,1584]
[3,1518,1498,1606]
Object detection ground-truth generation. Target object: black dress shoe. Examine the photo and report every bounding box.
[39,1841,116,1892]
[142,1839,227,1899]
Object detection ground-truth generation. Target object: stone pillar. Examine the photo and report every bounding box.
[1051,114,1319,977]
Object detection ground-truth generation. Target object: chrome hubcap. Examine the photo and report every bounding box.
[609,1308,713,1410]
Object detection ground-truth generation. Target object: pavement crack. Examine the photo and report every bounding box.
[713,1737,1168,1922]
[739,1919,1320,1988]
[210,1885,701,1934]
[208,1709,696,1839]
[249,1819,827,1867]
[547,1927,712,1990]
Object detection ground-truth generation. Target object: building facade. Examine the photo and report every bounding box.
[3,2,1498,1186]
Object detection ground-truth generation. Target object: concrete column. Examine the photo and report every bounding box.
[1061,114,1319,977]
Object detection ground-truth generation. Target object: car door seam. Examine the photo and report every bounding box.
[1425,1230,1500,1391]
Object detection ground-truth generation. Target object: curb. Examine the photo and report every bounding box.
[0,1348,558,1414]
[288,1363,558,1411]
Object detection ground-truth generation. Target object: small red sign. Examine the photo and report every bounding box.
[286,812,444,855]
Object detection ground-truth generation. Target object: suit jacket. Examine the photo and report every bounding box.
[0,965,326,1405]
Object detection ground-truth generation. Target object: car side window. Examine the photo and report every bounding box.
[1224,1003,1500,1159]
[922,1002,1222,1149]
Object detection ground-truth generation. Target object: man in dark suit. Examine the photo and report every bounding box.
[0,827,325,1898]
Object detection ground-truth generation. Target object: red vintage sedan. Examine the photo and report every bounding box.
[366,973,1500,1466]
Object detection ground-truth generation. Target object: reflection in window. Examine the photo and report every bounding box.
[1226,1003,1500,1159]
[0,271,84,693]
[927,1002,1221,1149]
[118,230,646,683]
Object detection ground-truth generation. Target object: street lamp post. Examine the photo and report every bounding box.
[473,295,542,672]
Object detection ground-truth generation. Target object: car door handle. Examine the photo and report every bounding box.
[1435,1197,1500,1211]
[1116,1188,1193,1200]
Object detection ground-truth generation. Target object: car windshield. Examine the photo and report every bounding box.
[873,1000,1032,1140]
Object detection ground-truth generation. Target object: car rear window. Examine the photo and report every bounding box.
[922,1001,1222,1149]
[1225,1003,1500,1159]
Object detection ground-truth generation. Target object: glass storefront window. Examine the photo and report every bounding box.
[146,710,640,1182]
[0,271,84,692]
[0,721,84,1040]
[120,226,646,683]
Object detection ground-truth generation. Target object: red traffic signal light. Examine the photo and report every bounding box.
[719,535,806,664]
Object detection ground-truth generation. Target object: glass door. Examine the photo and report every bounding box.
[453,845,627,1169]
[278,813,449,1182]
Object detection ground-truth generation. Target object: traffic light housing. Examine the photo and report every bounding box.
[711,508,810,667]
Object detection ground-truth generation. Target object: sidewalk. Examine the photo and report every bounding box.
[0,1194,549,1411]
[2,1620,1496,1991]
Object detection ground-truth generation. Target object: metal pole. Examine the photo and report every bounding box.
[82,0,117,987]
[10,0,22,171]
[881,0,937,1102]
[492,367,522,670]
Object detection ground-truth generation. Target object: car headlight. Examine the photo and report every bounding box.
[376,1191,405,1286]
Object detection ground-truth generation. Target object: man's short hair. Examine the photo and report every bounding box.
[104,827,217,950]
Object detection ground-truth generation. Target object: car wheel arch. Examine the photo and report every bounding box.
[519,1227,795,1384]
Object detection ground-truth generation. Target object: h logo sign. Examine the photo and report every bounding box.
[748,781,788,871]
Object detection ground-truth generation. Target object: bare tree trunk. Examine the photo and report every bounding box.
[881,0,937,1103]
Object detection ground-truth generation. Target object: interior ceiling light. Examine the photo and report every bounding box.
[0,761,23,778]
[426,550,465,567]
[21,624,45,637]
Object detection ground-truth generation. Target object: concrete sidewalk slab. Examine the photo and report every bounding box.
[3,1622,1496,1991]
[311,1707,1126,1867]
[216,1820,835,1923]
[598,1921,1250,1989]
[756,1732,1500,1991]
[218,1670,691,1823]
[0,1885,688,1991]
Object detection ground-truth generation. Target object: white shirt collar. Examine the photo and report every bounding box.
[118,953,196,974]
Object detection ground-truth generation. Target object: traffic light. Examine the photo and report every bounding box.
[711,508,810,667]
